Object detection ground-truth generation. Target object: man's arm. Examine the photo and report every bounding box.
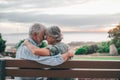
[62,50,74,61]
[24,39,50,56]
[16,44,74,66]
[33,51,73,66]
[34,50,74,66]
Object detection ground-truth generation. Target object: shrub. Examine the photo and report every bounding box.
[0,33,6,53]
[97,41,110,53]
[115,39,120,48]
[75,48,87,55]
[87,44,98,54]
[118,47,120,54]
[75,44,99,55]
[75,45,90,55]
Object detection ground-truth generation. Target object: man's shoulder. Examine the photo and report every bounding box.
[16,44,29,56]
[17,44,28,50]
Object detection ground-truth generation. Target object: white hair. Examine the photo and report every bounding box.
[29,23,45,36]
[46,26,63,41]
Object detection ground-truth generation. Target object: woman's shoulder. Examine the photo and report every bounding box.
[56,42,69,47]
[55,42,69,53]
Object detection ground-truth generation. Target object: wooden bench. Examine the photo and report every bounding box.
[0,59,120,80]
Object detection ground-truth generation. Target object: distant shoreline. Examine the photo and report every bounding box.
[3,32,109,44]
[5,41,101,52]
[6,41,100,46]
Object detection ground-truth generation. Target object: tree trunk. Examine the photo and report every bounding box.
[109,44,118,56]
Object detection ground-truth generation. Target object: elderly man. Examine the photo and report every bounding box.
[15,23,73,80]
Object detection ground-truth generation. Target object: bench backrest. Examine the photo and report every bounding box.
[0,59,120,80]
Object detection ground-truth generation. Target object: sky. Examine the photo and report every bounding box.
[0,0,120,33]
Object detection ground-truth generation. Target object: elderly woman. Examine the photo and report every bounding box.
[24,26,74,80]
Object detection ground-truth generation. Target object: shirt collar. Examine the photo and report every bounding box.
[28,37,39,47]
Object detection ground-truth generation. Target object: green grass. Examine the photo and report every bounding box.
[73,56,120,61]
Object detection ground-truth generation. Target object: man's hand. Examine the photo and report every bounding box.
[62,49,74,61]
[67,49,74,60]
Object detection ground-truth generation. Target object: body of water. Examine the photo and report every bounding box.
[2,32,110,44]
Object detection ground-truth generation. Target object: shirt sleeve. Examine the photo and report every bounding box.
[33,54,64,66]
[46,45,60,56]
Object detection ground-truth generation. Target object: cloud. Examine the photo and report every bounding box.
[0,11,120,28]
[0,22,30,33]
[0,0,120,33]
[0,0,89,10]
[1,0,120,15]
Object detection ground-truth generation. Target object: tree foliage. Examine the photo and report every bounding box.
[75,45,98,55]
[75,46,88,55]
[0,33,6,53]
[75,42,110,55]
[108,24,120,48]
[97,41,110,53]
[108,24,120,39]
[108,24,120,54]
[108,24,120,43]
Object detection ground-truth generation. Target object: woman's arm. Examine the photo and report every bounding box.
[24,39,50,56]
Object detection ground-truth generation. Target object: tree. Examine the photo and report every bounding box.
[108,24,120,55]
[0,33,6,53]
[108,24,120,47]
[108,24,120,40]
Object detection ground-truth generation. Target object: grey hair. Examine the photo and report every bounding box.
[46,26,63,41]
[29,23,45,36]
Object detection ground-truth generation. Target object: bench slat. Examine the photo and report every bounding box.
[5,59,120,69]
[6,69,120,78]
